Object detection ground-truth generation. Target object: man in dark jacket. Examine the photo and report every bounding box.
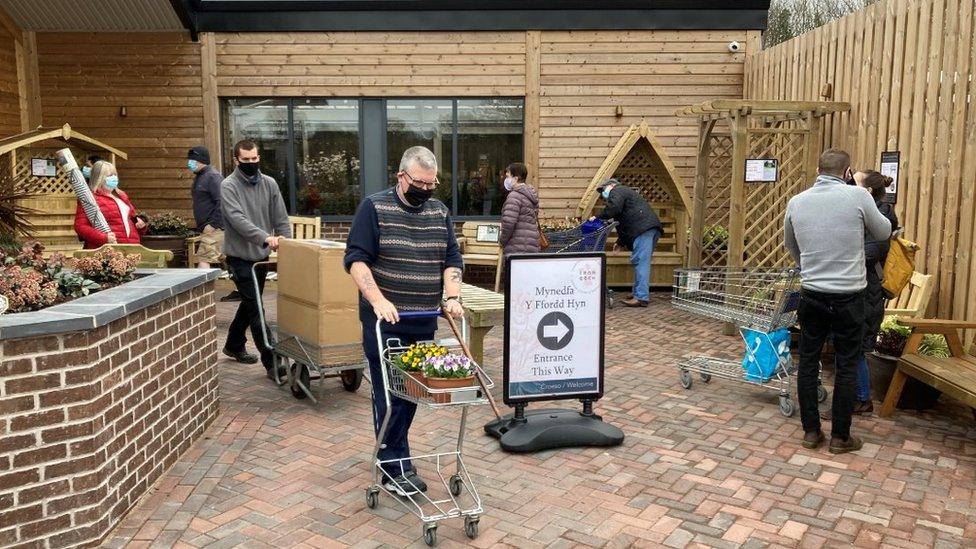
[188,146,224,269]
[592,179,663,307]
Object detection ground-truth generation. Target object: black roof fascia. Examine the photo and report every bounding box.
[189,9,769,32]
[193,1,770,11]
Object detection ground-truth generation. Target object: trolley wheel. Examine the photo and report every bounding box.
[779,396,796,417]
[290,363,310,400]
[679,370,693,389]
[341,368,364,392]
[449,474,463,497]
[817,385,829,403]
[365,488,378,509]
[465,515,480,539]
[423,524,437,546]
[700,372,712,383]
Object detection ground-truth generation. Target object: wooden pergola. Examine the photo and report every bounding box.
[676,100,850,269]
[0,124,128,254]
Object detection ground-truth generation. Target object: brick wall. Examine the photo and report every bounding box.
[0,282,219,548]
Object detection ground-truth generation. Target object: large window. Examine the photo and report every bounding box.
[222,97,524,218]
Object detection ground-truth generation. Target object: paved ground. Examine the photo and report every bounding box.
[103,289,976,548]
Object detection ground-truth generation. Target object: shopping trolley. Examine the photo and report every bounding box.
[671,267,828,416]
[542,220,619,307]
[251,261,366,403]
[366,310,493,546]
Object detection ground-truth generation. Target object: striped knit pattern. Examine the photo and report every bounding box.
[370,189,449,312]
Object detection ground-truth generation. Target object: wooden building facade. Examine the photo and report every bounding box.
[0,0,767,234]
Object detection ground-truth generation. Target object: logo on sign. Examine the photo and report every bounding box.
[537,311,574,351]
[572,261,600,293]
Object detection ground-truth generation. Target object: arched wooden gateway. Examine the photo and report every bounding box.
[676,100,849,269]
[0,124,127,254]
[577,122,692,287]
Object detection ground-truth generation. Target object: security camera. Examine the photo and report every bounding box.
[728,41,741,53]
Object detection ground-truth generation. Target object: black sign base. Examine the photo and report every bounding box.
[484,407,624,453]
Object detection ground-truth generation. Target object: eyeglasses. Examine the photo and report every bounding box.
[401,171,439,189]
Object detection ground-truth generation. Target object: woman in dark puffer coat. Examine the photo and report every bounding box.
[498,162,540,257]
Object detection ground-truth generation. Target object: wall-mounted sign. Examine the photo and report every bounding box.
[880,151,900,204]
[476,224,499,243]
[504,253,605,404]
[31,158,57,177]
[745,158,778,183]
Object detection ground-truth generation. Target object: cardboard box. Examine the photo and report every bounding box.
[276,239,363,363]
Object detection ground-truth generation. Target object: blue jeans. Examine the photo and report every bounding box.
[630,229,660,301]
[855,355,870,402]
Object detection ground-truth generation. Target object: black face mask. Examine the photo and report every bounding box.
[238,162,260,178]
[404,184,434,207]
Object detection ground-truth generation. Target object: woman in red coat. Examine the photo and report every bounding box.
[74,161,148,249]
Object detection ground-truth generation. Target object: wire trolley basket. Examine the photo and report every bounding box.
[671,267,827,416]
[366,311,494,546]
[541,219,618,254]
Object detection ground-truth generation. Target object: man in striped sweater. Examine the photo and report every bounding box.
[344,146,464,497]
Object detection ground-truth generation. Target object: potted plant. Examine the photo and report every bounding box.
[396,342,447,399]
[142,212,194,267]
[422,351,476,404]
[868,315,945,410]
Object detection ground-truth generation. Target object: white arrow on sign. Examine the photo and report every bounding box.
[543,318,570,343]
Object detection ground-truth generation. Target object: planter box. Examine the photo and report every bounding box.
[0,269,221,548]
[867,351,942,410]
[142,234,189,268]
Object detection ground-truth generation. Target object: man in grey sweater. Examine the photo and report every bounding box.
[784,148,892,454]
[220,139,292,379]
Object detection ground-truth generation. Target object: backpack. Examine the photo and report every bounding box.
[882,234,918,300]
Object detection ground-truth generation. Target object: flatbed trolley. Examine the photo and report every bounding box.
[542,220,619,308]
[366,310,493,546]
[671,267,828,416]
[251,261,365,403]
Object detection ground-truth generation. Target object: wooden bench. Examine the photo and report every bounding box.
[188,215,322,265]
[458,221,504,292]
[879,318,976,419]
[455,282,504,367]
[885,271,934,319]
[72,244,174,269]
[604,203,685,288]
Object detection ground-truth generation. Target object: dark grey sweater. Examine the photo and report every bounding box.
[220,169,291,261]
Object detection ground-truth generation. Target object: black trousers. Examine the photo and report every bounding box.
[797,289,866,439]
[225,255,274,370]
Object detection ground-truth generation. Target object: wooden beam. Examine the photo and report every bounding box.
[15,31,41,131]
[524,31,541,183]
[200,32,221,169]
[728,110,747,268]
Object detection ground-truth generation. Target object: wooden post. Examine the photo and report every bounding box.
[804,111,823,188]
[728,110,748,268]
[201,32,221,169]
[15,31,41,131]
[689,118,715,268]
[524,31,541,188]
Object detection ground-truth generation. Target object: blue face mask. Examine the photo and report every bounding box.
[601,187,611,199]
[187,159,199,172]
[82,166,92,179]
[105,175,119,190]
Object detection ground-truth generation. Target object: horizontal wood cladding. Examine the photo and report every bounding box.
[536,30,755,217]
[36,32,204,214]
[214,32,526,97]
[0,25,19,138]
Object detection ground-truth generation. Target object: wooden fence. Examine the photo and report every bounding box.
[744,0,976,341]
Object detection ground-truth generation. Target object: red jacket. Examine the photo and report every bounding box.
[74,190,147,249]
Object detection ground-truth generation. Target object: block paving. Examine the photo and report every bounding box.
[103,291,976,548]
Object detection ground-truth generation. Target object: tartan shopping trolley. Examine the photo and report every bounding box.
[671,267,828,416]
[366,310,494,546]
[542,219,619,307]
[251,261,366,403]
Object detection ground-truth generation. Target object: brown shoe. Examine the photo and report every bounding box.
[801,430,825,449]
[852,401,874,415]
[828,435,863,454]
[621,298,649,308]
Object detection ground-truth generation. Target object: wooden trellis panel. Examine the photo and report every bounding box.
[700,133,733,267]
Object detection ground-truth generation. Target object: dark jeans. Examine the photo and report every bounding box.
[798,289,866,439]
[363,321,434,477]
[225,255,274,370]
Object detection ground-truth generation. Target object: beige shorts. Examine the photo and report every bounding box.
[194,226,224,264]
